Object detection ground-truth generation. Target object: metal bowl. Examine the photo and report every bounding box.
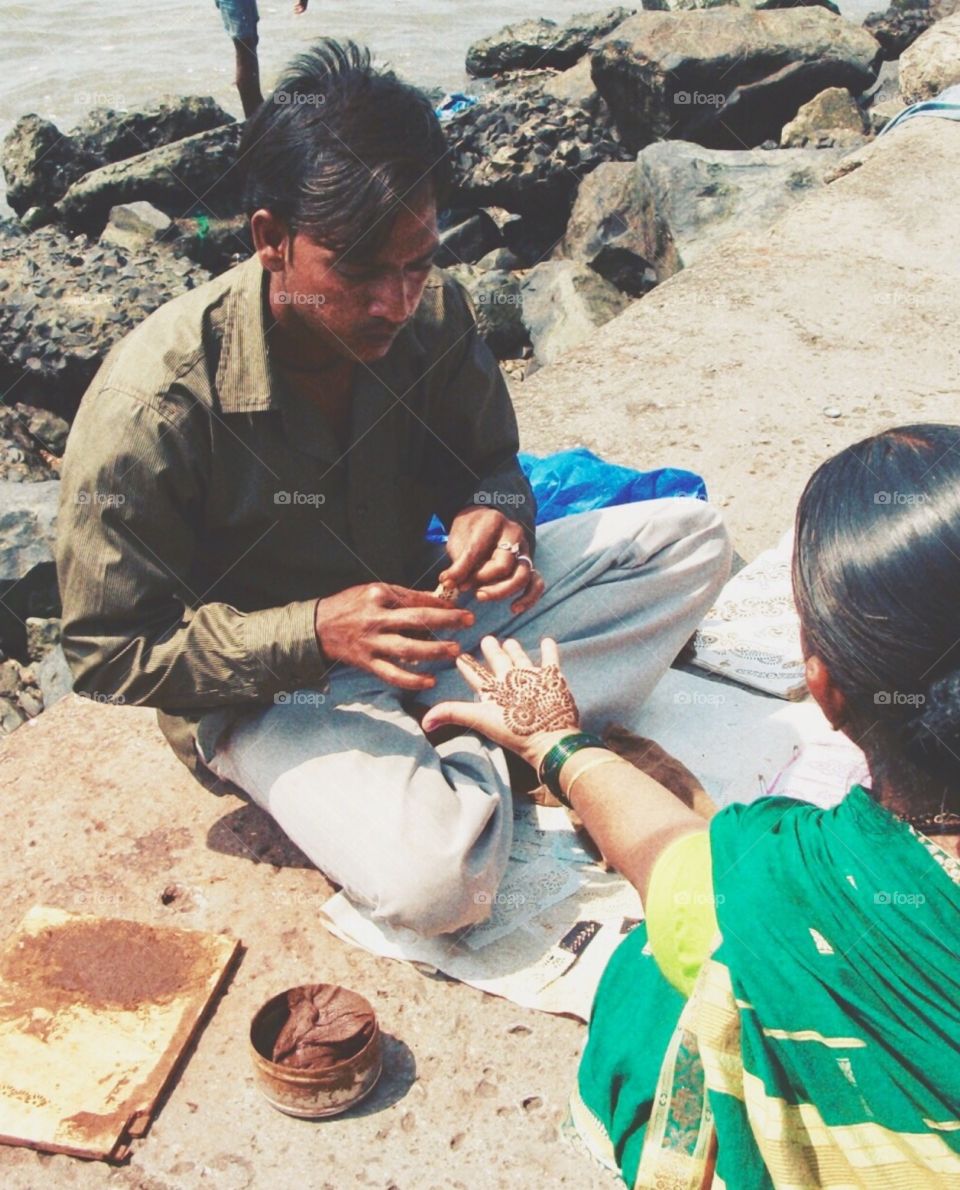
[249,984,383,1119]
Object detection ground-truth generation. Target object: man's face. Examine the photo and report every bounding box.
[275,188,440,363]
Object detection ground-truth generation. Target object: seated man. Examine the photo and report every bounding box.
[56,39,731,936]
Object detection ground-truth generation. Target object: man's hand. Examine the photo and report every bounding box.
[440,507,544,615]
[315,582,475,691]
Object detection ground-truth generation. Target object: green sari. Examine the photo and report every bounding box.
[571,787,960,1188]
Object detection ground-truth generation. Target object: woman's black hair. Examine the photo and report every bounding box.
[793,424,960,808]
[237,39,451,258]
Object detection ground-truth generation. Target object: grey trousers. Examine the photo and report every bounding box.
[200,499,731,936]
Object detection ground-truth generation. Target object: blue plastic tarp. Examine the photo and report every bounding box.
[426,447,706,541]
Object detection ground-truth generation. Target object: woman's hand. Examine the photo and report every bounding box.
[421,635,580,769]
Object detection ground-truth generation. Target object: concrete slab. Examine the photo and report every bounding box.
[514,119,960,557]
[0,696,613,1189]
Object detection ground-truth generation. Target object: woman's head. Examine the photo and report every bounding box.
[793,424,960,809]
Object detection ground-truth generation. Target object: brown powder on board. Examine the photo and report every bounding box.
[0,918,211,1015]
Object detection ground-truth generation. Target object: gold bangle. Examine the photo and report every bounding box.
[562,753,624,804]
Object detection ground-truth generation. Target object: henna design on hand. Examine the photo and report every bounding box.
[459,655,579,736]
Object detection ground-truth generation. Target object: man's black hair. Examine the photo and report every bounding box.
[238,39,451,258]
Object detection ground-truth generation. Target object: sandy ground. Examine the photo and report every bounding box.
[1,118,958,1189]
[513,119,960,558]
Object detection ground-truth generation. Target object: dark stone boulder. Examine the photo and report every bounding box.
[591,8,881,151]
[864,0,957,60]
[466,9,635,76]
[1,97,234,218]
[56,122,244,237]
[0,226,211,417]
[2,116,100,217]
[445,76,631,227]
[70,95,234,166]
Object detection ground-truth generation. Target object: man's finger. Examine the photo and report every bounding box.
[377,635,461,664]
[383,584,466,610]
[370,658,437,691]
[386,606,475,634]
[510,571,546,616]
[470,549,523,587]
[475,563,531,604]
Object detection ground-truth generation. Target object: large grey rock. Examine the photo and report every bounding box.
[781,86,869,146]
[0,226,210,417]
[448,266,529,358]
[445,78,630,223]
[560,140,843,289]
[1,116,99,217]
[0,479,59,581]
[899,11,960,100]
[71,96,234,167]
[57,122,244,236]
[1,97,234,218]
[512,118,960,558]
[466,9,634,76]
[591,8,881,151]
[521,260,628,364]
[542,56,601,110]
[100,200,174,251]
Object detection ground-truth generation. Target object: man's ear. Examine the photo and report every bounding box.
[805,654,849,731]
[250,209,291,272]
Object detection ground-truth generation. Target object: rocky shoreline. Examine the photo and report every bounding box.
[2,3,959,735]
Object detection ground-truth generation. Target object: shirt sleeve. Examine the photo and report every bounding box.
[56,386,329,711]
[426,277,537,551]
[644,830,719,997]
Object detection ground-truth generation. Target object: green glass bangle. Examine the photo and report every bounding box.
[538,732,608,807]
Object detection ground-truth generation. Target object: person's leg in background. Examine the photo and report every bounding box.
[215,0,263,116]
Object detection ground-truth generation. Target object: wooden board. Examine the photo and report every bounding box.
[0,906,239,1161]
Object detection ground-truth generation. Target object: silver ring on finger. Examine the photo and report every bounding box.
[516,553,534,569]
[497,541,521,554]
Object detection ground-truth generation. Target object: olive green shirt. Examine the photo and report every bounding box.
[56,255,535,770]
